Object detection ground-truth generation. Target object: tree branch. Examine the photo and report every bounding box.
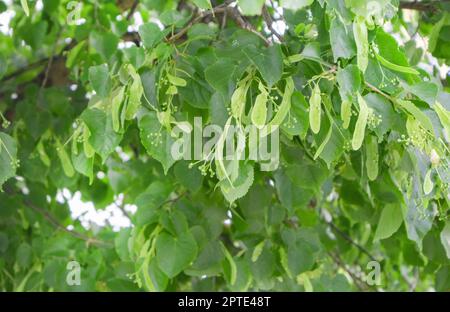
[399,0,450,12]
[25,200,113,247]
[126,0,139,20]
[167,1,270,46]
[327,221,378,262]
[3,187,112,248]
[262,5,283,42]
[327,252,373,291]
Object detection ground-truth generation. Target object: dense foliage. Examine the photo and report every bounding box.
[0,0,450,291]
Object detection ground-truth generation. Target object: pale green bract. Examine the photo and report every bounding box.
[20,0,29,17]
[309,83,322,134]
[353,17,369,73]
[352,93,369,151]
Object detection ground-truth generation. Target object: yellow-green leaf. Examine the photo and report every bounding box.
[55,138,75,178]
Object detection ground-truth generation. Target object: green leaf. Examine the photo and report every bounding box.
[205,58,237,97]
[374,29,417,79]
[134,181,172,226]
[239,0,265,15]
[115,228,131,262]
[0,132,17,189]
[155,230,198,278]
[364,93,397,138]
[286,163,328,192]
[80,108,123,162]
[429,13,450,53]
[138,111,177,174]
[138,23,167,49]
[281,231,316,276]
[66,41,86,69]
[440,221,450,259]
[123,46,146,69]
[435,102,450,135]
[280,0,313,10]
[403,177,437,249]
[0,53,7,79]
[174,161,203,193]
[313,118,332,160]
[16,243,32,268]
[89,64,111,98]
[336,64,361,101]
[192,0,212,10]
[402,82,438,106]
[55,138,75,178]
[374,204,403,241]
[317,121,346,166]
[219,162,254,203]
[89,31,119,61]
[244,45,283,87]
[330,16,356,61]
[423,169,434,195]
[111,86,126,132]
[281,91,309,138]
[396,100,434,134]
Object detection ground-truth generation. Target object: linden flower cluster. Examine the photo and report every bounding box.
[401,127,428,148]
[367,110,382,130]
[283,115,299,130]
[147,132,163,146]
[10,158,20,169]
[0,112,10,129]
[189,161,215,178]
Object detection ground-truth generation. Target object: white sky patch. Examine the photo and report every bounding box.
[57,189,133,232]
[35,0,43,11]
[0,7,14,35]
[118,41,135,49]
[127,12,144,32]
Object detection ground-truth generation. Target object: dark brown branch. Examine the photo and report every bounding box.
[41,29,63,90]
[328,252,372,291]
[166,0,234,43]
[262,5,283,42]
[327,221,378,262]
[3,187,112,247]
[0,40,75,84]
[160,192,187,208]
[116,202,132,220]
[126,0,139,20]
[0,59,48,83]
[167,0,270,46]
[399,0,450,11]
[25,200,113,247]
